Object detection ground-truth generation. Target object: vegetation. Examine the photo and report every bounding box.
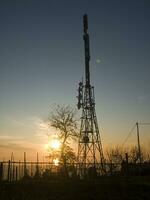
[48,105,78,174]
[105,145,150,164]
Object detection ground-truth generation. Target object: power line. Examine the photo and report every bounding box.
[121,122,150,147]
[122,123,136,147]
[138,123,150,126]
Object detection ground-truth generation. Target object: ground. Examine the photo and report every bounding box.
[0,176,150,200]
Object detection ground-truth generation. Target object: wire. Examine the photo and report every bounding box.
[138,123,150,125]
[121,123,136,147]
[120,122,150,147]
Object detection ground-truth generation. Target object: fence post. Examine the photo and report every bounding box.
[16,166,18,181]
[7,160,10,182]
[0,162,3,181]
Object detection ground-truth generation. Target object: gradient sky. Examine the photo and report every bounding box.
[0,0,150,160]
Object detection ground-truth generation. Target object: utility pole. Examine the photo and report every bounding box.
[77,14,105,177]
[136,122,142,164]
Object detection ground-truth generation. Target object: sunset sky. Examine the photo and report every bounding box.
[0,0,150,160]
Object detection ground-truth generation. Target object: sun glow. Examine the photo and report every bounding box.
[53,158,59,166]
[50,139,61,149]
[45,138,61,150]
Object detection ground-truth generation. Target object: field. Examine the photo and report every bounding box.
[0,176,150,200]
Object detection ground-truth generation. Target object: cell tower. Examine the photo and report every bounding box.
[77,14,105,175]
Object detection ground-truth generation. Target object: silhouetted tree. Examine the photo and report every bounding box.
[61,144,76,164]
[127,146,139,163]
[127,145,150,163]
[106,145,125,164]
[105,146,125,174]
[48,105,78,166]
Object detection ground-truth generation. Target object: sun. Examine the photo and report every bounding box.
[50,139,61,149]
[45,138,61,150]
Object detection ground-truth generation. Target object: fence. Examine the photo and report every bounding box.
[0,160,64,181]
[0,160,124,182]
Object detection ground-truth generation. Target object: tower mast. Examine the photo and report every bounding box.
[77,14,105,176]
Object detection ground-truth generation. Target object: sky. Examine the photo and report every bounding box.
[0,0,150,160]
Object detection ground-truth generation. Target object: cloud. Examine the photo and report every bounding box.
[0,134,38,151]
[138,94,150,103]
[30,116,58,139]
[0,135,23,142]
[29,116,50,138]
[0,143,35,151]
[0,135,14,140]
[0,114,50,138]
[1,115,25,127]
[0,114,59,158]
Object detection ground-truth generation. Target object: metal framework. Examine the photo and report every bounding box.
[77,14,105,175]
